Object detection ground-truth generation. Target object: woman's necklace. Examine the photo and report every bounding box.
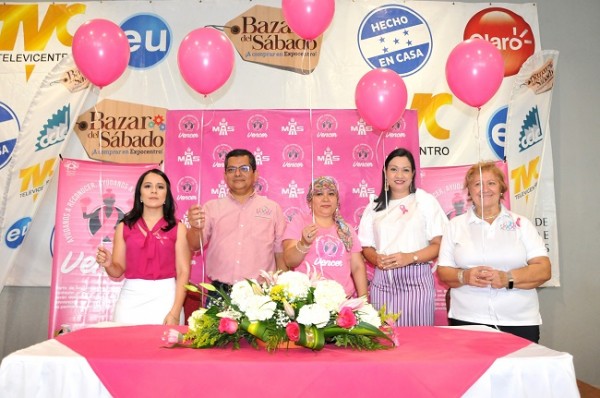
[476,211,499,220]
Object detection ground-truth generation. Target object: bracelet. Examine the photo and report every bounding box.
[295,241,310,254]
[457,269,465,285]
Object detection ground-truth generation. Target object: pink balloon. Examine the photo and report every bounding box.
[355,68,408,131]
[72,19,130,88]
[177,28,235,96]
[445,39,504,108]
[282,0,335,41]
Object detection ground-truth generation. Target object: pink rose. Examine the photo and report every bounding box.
[161,329,183,347]
[286,322,300,342]
[336,307,357,329]
[218,318,238,334]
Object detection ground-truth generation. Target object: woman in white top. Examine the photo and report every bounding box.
[358,148,447,326]
[437,161,551,343]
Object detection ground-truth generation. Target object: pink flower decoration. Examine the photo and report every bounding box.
[336,307,357,329]
[218,318,239,334]
[161,329,183,347]
[286,322,300,342]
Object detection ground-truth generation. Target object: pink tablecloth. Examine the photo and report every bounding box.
[56,325,530,398]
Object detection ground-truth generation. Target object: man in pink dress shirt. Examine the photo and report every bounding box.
[186,149,286,301]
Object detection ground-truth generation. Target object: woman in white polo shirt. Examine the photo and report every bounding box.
[437,161,551,343]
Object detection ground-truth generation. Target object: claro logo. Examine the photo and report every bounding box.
[464,8,535,77]
[0,3,86,78]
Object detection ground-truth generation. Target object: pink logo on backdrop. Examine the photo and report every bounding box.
[247,114,268,138]
[81,189,125,245]
[213,118,235,136]
[176,176,198,201]
[281,179,306,199]
[352,144,374,167]
[210,180,229,198]
[254,176,269,194]
[351,119,372,136]
[386,118,407,138]
[316,146,340,166]
[353,206,367,229]
[177,147,200,166]
[351,179,375,199]
[316,114,338,138]
[284,206,304,223]
[178,114,200,136]
[282,144,305,168]
[281,117,305,136]
[253,147,270,165]
[212,144,232,168]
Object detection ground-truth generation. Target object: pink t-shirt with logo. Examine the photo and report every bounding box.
[283,213,361,297]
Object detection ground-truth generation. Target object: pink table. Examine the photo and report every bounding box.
[54,324,532,397]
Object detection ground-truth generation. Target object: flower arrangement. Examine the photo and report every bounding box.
[173,270,397,352]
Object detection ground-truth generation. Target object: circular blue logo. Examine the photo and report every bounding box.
[0,101,20,170]
[5,217,32,249]
[487,106,508,160]
[121,14,172,69]
[357,5,432,76]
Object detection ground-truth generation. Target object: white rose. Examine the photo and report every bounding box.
[276,271,311,301]
[313,280,347,312]
[230,280,258,311]
[297,303,330,328]
[357,304,382,328]
[187,308,207,332]
[244,295,277,322]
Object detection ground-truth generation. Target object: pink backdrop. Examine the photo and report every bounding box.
[49,159,155,337]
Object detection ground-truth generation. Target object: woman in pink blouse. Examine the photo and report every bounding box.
[96,169,191,325]
[283,177,368,298]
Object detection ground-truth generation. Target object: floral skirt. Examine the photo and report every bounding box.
[369,263,435,326]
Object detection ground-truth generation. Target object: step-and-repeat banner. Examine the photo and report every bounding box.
[0,1,559,328]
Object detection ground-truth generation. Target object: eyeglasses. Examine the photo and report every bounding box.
[225,165,252,174]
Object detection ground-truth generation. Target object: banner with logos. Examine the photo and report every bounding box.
[48,158,155,337]
[0,1,558,289]
[504,51,560,285]
[0,56,98,293]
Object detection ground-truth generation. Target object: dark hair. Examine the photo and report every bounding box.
[225,148,256,171]
[121,169,177,231]
[373,148,417,212]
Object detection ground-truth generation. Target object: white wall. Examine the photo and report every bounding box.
[1,0,599,386]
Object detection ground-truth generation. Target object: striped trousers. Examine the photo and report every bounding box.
[369,263,435,326]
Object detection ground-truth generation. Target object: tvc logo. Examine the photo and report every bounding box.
[19,158,56,201]
[0,3,86,76]
[511,157,540,199]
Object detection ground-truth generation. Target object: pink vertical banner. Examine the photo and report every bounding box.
[420,161,510,326]
[48,159,156,337]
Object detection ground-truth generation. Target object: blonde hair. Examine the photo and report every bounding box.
[464,161,508,200]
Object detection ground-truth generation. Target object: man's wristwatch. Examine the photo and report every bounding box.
[507,271,514,289]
